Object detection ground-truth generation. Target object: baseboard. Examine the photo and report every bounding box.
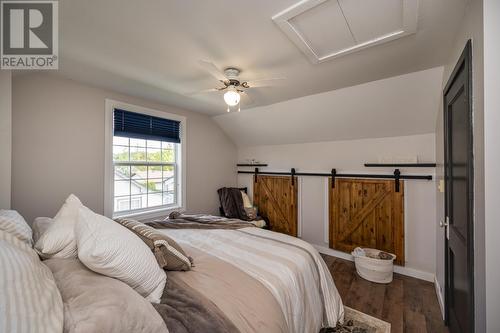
[393,265,435,282]
[314,244,353,261]
[313,244,435,282]
[434,276,445,319]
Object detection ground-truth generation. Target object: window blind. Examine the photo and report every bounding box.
[113,109,181,143]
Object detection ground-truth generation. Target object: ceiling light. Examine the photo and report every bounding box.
[223,87,240,106]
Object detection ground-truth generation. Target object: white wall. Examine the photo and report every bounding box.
[11,73,237,223]
[435,0,485,328]
[483,0,500,330]
[238,133,436,280]
[0,70,12,209]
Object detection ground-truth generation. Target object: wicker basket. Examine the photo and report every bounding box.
[352,248,396,284]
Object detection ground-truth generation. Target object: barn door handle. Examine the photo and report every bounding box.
[394,169,401,192]
[291,168,296,186]
[331,168,336,188]
[440,216,449,228]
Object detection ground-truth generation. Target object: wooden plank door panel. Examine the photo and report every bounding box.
[329,178,404,265]
[253,175,298,237]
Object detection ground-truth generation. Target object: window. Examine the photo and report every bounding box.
[113,137,178,213]
[105,100,186,219]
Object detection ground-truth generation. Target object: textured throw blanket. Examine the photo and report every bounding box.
[217,187,249,220]
[154,276,240,333]
[145,212,259,230]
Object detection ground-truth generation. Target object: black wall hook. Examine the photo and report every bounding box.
[394,169,401,192]
[291,168,296,186]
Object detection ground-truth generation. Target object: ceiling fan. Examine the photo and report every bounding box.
[191,60,286,112]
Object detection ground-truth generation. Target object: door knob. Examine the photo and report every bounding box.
[440,217,450,228]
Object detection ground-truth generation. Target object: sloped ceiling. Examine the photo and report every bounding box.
[55,0,465,115]
[214,67,444,146]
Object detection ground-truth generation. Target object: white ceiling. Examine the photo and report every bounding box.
[56,0,466,115]
[214,67,444,147]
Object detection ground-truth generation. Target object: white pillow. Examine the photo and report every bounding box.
[0,210,33,246]
[32,217,53,244]
[241,191,253,208]
[75,206,166,303]
[35,194,83,259]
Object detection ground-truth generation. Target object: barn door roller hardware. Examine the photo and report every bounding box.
[254,167,259,183]
[331,169,337,188]
[394,169,401,192]
[238,168,431,192]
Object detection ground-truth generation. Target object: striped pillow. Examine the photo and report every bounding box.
[0,230,63,333]
[76,207,166,303]
[115,218,193,271]
[0,210,33,246]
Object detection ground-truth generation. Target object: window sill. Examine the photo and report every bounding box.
[113,205,185,221]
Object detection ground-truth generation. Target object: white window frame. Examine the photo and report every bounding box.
[104,99,187,219]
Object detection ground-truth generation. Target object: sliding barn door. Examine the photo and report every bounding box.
[253,175,298,237]
[329,178,404,265]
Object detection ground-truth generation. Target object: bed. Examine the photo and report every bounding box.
[1,206,344,333]
[146,214,345,333]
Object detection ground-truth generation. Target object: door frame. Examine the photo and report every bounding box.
[443,39,474,330]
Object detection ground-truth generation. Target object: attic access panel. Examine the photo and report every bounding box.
[272,0,419,64]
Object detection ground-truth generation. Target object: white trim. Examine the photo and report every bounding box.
[393,265,434,283]
[324,178,329,244]
[104,99,187,219]
[403,180,408,262]
[297,176,303,238]
[313,244,435,282]
[434,276,445,320]
[104,102,113,217]
[314,244,353,261]
[272,0,419,63]
[116,206,183,221]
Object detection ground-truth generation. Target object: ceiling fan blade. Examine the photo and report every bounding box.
[186,87,223,96]
[240,90,254,106]
[198,60,229,83]
[243,77,286,88]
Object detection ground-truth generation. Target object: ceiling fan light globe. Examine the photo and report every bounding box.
[224,90,240,106]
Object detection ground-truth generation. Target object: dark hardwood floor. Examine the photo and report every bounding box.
[321,254,448,333]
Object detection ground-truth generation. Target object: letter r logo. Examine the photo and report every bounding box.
[2,2,54,55]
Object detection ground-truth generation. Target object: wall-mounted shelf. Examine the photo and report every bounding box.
[237,163,268,167]
[364,163,436,168]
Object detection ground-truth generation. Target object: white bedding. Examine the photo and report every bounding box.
[159,227,344,333]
